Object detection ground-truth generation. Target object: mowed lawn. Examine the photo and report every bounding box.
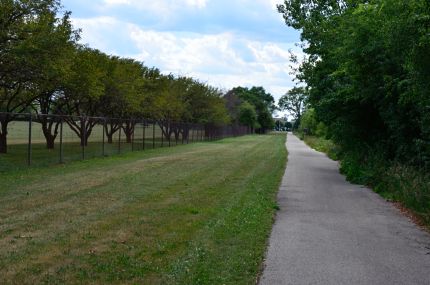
[0,134,287,284]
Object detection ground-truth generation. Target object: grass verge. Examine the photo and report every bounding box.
[300,134,340,160]
[0,134,287,284]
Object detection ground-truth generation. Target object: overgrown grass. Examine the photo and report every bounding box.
[300,134,340,160]
[0,134,287,284]
[299,134,430,227]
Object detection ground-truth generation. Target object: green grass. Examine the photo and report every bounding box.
[300,134,340,160]
[0,134,287,284]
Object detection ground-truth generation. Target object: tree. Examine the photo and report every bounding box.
[98,56,146,143]
[278,86,308,130]
[278,0,430,168]
[59,47,107,146]
[224,90,242,124]
[231,86,275,133]
[0,0,72,153]
[31,12,79,149]
[238,101,258,132]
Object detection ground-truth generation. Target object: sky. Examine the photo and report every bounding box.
[61,0,301,117]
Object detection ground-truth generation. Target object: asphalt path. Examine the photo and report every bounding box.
[260,133,430,285]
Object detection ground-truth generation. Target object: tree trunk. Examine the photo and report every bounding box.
[41,121,59,150]
[0,133,7,154]
[104,123,119,144]
[123,121,135,144]
[107,133,113,144]
[46,135,55,149]
[125,133,132,144]
[0,120,9,154]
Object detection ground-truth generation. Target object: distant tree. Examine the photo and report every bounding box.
[278,87,308,130]
[99,56,146,143]
[275,120,284,131]
[299,108,318,135]
[223,90,242,124]
[238,101,258,132]
[231,86,275,133]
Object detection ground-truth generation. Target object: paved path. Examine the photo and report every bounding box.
[260,133,430,285]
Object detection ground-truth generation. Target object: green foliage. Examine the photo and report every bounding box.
[238,101,258,129]
[0,0,78,152]
[298,108,317,135]
[231,86,275,133]
[278,0,430,168]
[278,86,308,128]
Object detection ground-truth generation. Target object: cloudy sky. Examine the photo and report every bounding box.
[61,0,300,114]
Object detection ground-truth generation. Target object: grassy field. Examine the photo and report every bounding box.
[0,134,287,284]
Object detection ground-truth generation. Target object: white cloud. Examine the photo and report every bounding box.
[104,0,131,5]
[185,0,208,8]
[72,17,122,52]
[102,0,208,10]
[128,25,297,101]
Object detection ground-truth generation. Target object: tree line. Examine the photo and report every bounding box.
[0,0,275,153]
[277,0,430,170]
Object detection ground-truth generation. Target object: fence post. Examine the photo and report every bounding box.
[181,124,184,145]
[168,121,171,147]
[191,125,194,143]
[152,122,155,149]
[102,118,106,157]
[131,119,135,152]
[186,124,189,144]
[82,116,86,160]
[142,119,145,151]
[59,117,64,163]
[118,122,122,154]
[27,113,32,166]
[161,122,164,147]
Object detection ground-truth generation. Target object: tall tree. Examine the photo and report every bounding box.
[231,86,275,133]
[31,13,79,149]
[238,101,258,132]
[278,0,430,167]
[98,56,146,143]
[59,47,107,146]
[278,86,308,129]
[0,0,72,153]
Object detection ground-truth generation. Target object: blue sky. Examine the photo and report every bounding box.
[61,0,301,115]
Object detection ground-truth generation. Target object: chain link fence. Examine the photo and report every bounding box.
[0,112,250,171]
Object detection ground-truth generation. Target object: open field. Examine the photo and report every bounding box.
[0,134,287,284]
